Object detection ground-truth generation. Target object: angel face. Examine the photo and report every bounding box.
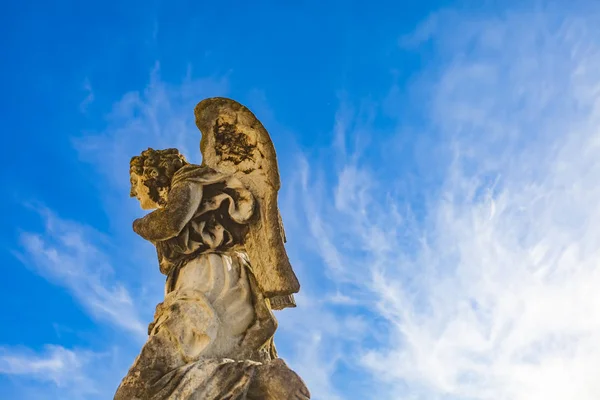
[130,172,161,210]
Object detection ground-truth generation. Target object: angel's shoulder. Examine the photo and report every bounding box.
[171,164,215,186]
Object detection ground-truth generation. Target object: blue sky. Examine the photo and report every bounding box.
[3,1,600,399]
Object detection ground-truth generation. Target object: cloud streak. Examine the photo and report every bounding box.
[0,345,98,396]
[295,5,600,400]
[79,78,95,113]
[16,206,147,339]
[5,66,235,398]
[75,63,228,193]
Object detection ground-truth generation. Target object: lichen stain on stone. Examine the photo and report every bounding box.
[213,121,255,165]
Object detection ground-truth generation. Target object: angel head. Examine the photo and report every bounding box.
[130,148,188,209]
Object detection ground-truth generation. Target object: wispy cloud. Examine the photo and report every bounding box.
[14,64,231,341]
[275,291,370,400]
[7,65,232,398]
[295,5,600,400]
[79,78,95,113]
[0,345,98,396]
[15,206,146,339]
[75,63,229,193]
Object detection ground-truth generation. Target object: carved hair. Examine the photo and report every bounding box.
[130,148,188,206]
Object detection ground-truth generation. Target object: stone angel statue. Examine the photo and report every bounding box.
[114,98,310,400]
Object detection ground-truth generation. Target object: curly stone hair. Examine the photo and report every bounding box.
[130,148,188,206]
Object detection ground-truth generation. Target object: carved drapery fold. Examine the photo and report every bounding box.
[156,164,255,277]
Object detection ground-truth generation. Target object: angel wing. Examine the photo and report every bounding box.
[194,97,300,310]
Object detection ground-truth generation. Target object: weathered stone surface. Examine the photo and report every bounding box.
[114,99,309,399]
[195,97,300,303]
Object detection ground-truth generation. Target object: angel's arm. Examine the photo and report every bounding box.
[133,182,202,242]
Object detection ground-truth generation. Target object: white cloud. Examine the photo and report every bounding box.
[13,65,230,344]
[296,5,600,400]
[75,62,229,193]
[6,65,234,399]
[275,291,372,400]
[286,330,344,400]
[7,65,232,399]
[15,206,147,339]
[79,78,95,113]
[0,344,132,400]
[0,345,98,395]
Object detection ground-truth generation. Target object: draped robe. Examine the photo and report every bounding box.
[115,165,274,400]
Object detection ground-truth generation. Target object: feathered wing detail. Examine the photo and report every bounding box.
[194,97,300,308]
